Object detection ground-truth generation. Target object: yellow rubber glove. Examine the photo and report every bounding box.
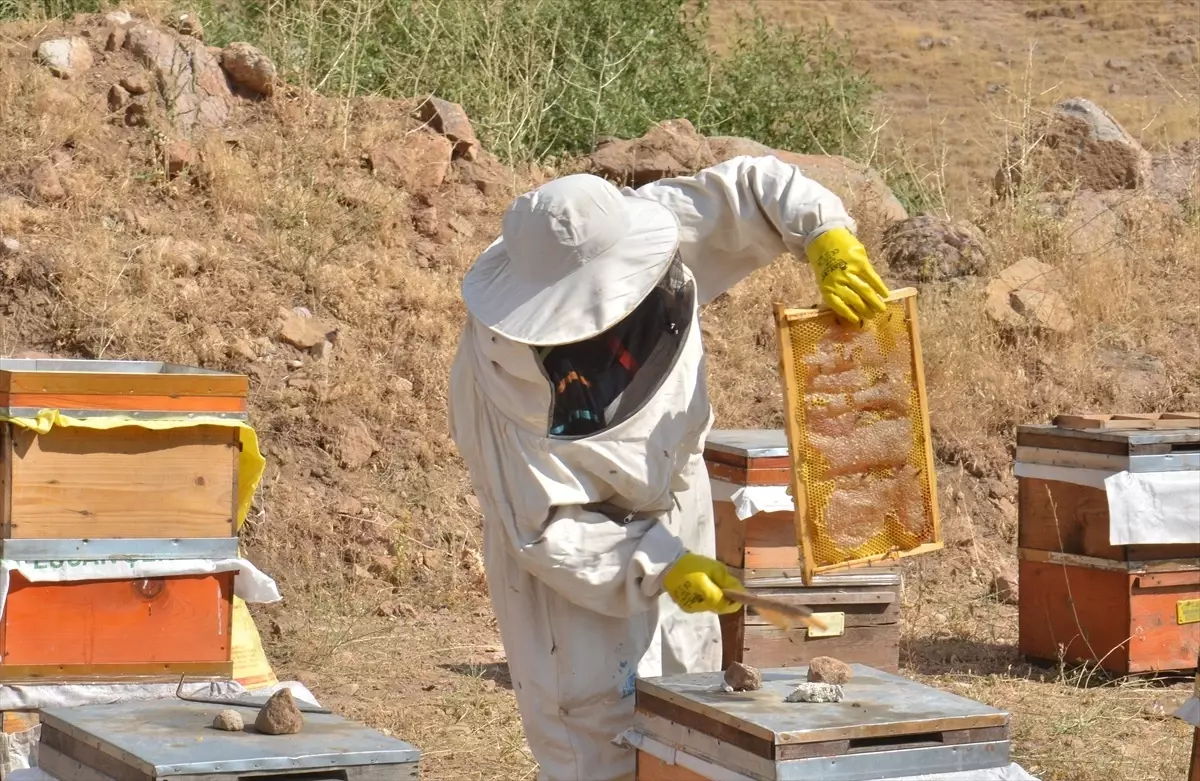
[805,227,891,326]
[662,552,743,615]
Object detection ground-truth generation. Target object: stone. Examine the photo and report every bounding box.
[454,150,512,198]
[416,97,480,160]
[708,136,907,224]
[165,140,199,179]
[723,662,762,692]
[588,119,715,188]
[254,689,303,735]
[125,101,151,127]
[1166,47,1197,66]
[368,133,453,194]
[37,38,94,80]
[231,337,257,361]
[120,72,151,95]
[917,36,935,51]
[1033,190,1123,258]
[29,160,66,202]
[221,43,277,97]
[991,571,1019,606]
[1010,289,1074,334]
[882,215,991,283]
[990,257,1065,296]
[104,10,134,26]
[337,420,378,471]
[1149,141,1200,203]
[277,307,335,350]
[785,682,844,703]
[807,656,853,685]
[996,97,1151,196]
[105,26,127,52]
[107,84,130,113]
[174,13,205,40]
[1,238,20,256]
[126,24,232,134]
[411,206,441,238]
[213,709,244,731]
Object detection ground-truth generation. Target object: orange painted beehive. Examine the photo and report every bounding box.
[0,570,234,683]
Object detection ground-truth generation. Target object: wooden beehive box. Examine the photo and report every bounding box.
[1016,423,1200,674]
[0,571,235,683]
[631,665,1012,781]
[772,289,942,585]
[705,429,902,673]
[0,359,248,561]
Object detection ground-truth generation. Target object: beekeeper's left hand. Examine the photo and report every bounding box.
[662,552,743,614]
[805,227,890,325]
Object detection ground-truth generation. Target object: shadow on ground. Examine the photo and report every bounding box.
[440,662,514,690]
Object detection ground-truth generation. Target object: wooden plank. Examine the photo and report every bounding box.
[713,501,746,571]
[1190,727,1200,781]
[1055,413,1200,431]
[772,302,816,586]
[737,623,900,673]
[1018,558,1134,674]
[777,725,1011,760]
[742,592,899,628]
[0,572,233,674]
[905,294,942,549]
[744,510,801,571]
[7,425,238,540]
[41,727,151,781]
[1016,430,1133,456]
[2,372,247,397]
[0,425,11,538]
[637,750,710,781]
[0,392,247,414]
[703,449,791,471]
[1127,573,1200,673]
[637,695,775,759]
[811,543,944,576]
[37,745,119,781]
[704,461,791,486]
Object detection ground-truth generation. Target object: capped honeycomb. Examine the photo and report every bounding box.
[776,292,939,578]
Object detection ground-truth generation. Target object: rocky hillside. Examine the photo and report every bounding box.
[0,8,1196,781]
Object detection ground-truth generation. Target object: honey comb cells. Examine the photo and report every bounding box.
[775,290,940,579]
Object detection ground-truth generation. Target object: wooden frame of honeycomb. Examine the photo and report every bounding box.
[774,287,942,585]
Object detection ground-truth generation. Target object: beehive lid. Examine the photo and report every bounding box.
[704,430,789,460]
[1018,423,1200,452]
[636,665,1007,747]
[39,699,420,777]
[0,359,248,418]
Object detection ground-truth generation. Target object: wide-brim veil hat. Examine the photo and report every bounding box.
[461,174,680,347]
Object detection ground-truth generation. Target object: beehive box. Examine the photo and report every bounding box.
[772,289,941,584]
[0,359,248,561]
[631,665,1012,781]
[705,429,902,673]
[1016,423,1200,674]
[37,699,421,780]
[0,571,235,683]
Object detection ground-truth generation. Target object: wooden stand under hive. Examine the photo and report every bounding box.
[0,359,249,685]
[705,430,902,673]
[1015,420,1200,675]
[771,288,942,586]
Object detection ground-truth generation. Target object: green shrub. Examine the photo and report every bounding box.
[3,0,876,164]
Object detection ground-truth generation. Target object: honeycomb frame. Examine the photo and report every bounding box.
[774,287,942,585]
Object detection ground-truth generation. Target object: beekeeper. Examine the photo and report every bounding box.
[448,154,890,781]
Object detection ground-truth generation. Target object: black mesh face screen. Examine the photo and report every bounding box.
[537,255,693,439]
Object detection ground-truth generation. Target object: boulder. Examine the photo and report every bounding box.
[125,24,232,134]
[337,420,378,471]
[589,124,907,225]
[221,43,277,97]
[254,689,303,735]
[985,258,1075,334]
[995,97,1151,196]
[277,306,335,351]
[588,118,715,188]
[36,38,94,79]
[882,215,990,282]
[120,72,152,96]
[367,133,453,194]
[416,97,480,161]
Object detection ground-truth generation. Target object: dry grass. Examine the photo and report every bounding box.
[0,5,1197,781]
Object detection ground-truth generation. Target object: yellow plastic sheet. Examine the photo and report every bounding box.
[231,596,278,689]
[0,409,265,529]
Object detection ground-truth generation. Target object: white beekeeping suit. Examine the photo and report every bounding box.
[448,155,888,781]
